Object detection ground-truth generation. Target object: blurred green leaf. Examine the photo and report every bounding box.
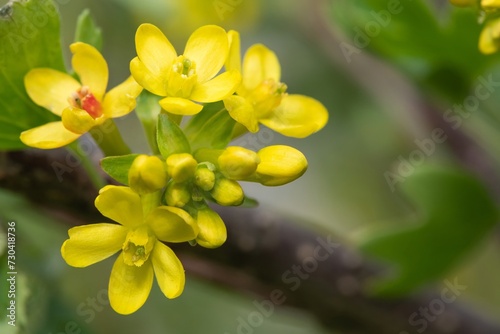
[332,0,497,99]
[74,8,103,50]
[361,166,498,296]
[0,0,65,150]
[100,154,140,185]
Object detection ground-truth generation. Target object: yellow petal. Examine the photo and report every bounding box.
[70,42,108,101]
[20,121,81,149]
[130,57,168,96]
[147,206,198,243]
[109,253,154,315]
[479,18,500,55]
[61,107,97,134]
[226,30,241,72]
[24,69,80,116]
[196,208,227,248]
[260,95,328,138]
[254,145,308,186]
[482,0,500,9]
[184,25,228,83]
[159,97,203,115]
[242,44,281,91]
[190,70,241,103]
[223,95,259,133]
[102,76,143,118]
[61,223,127,267]
[95,186,144,228]
[135,23,176,79]
[151,241,185,298]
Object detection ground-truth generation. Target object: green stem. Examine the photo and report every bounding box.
[166,111,183,126]
[90,119,131,156]
[231,122,249,140]
[67,142,106,190]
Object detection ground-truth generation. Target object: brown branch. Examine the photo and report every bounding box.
[1,149,499,334]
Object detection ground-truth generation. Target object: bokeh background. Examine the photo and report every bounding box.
[1,0,500,333]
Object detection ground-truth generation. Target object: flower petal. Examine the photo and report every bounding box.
[225,30,241,72]
[196,208,227,248]
[130,57,168,96]
[147,206,198,243]
[24,69,80,116]
[70,42,108,101]
[242,44,281,91]
[102,76,143,118]
[184,25,228,83]
[61,223,127,267]
[95,186,143,227]
[223,95,259,133]
[109,253,154,315]
[159,97,203,115]
[61,107,97,134]
[260,95,328,138]
[20,121,81,149]
[190,70,241,103]
[151,241,185,298]
[135,23,176,78]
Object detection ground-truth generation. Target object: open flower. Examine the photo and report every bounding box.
[130,24,241,115]
[20,42,142,149]
[223,31,328,138]
[61,186,198,314]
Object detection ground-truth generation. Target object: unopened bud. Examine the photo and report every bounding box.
[255,145,308,186]
[166,153,197,183]
[128,155,167,194]
[218,146,260,180]
[195,166,216,191]
[210,177,244,206]
[164,181,191,207]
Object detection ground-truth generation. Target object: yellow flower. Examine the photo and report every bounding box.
[130,24,241,115]
[223,31,328,138]
[20,42,142,149]
[61,186,198,314]
[482,0,500,10]
[479,17,500,54]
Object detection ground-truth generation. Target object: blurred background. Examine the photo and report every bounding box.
[1,0,500,333]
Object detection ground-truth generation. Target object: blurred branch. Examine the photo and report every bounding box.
[1,149,499,334]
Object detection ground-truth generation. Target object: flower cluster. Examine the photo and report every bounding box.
[450,0,500,54]
[22,24,328,314]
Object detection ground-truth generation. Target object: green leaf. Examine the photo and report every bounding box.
[136,91,162,155]
[157,113,191,158]
[0,0,65,150]
[360,166,498,296]
[74,8,103,50]
[100,154,140,185]
[184,102,236,152]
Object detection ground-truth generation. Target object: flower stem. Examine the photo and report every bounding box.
[67,141,106,190]
[90,119,131,157]
[231,122,249,140]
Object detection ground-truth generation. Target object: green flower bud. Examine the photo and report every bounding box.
[195,166,216,191]
[254,145,308,186]
[166,153,197,183]
[210,176,244,206]
[218,146,260,180]
[128,155,167,194]
[165,181,191,207]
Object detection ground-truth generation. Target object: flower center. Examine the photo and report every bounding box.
[67,86,102,119]
[122,225,156,267]
[248,79,288,117]
[172,56,196,78]
[167,56,198,97]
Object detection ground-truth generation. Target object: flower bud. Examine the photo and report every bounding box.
[479,17,500,55]
[166,153,197,183]
[164,181,191,207]
[210,177,244,206]
[194,166,216,191]
[128,155,167,194]
[255,145,308,186]
[218,146,260,180]
[195,207,227,248]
